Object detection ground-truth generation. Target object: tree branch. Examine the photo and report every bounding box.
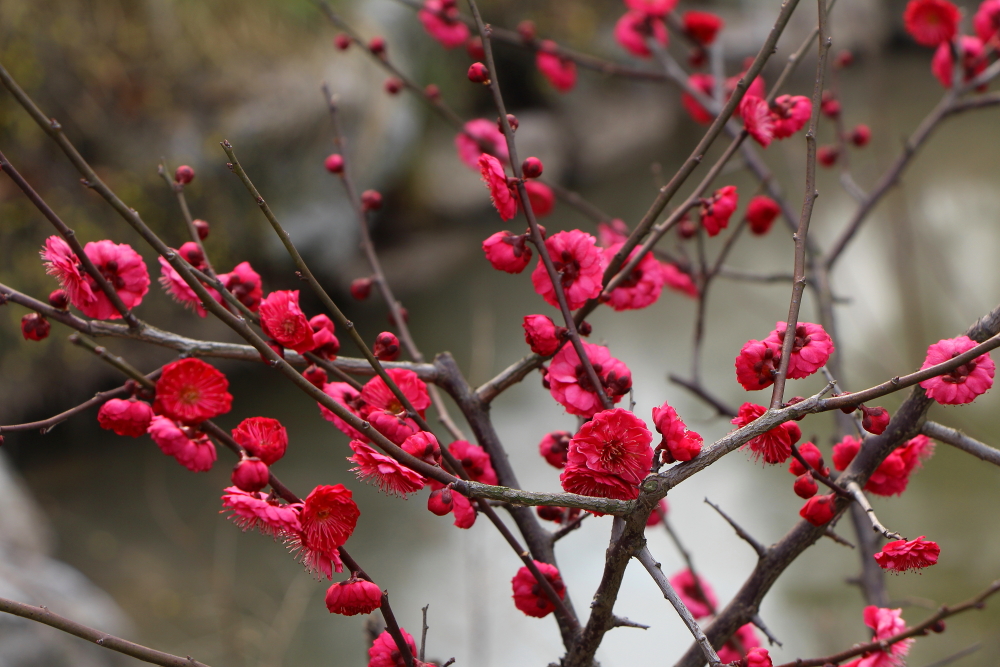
[921,421,1000,467]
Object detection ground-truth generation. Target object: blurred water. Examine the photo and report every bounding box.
[3,18,1000,667]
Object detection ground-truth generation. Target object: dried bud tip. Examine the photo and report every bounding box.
[468,62,490,84]
[174,165,195,185]
[368,36,386,55]
[360,190,383,212]
[350,277,373,301]
[324,153,345,174]
[522,157,543,179]
[193,219,210,240]
[384,77,403,95]
[334,34,351,50]
[48,289,69,310]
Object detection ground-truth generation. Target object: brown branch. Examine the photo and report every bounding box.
[823,527,855,549]
[704,498,767,559]
[668,376,738,419]
[454,480,631,515]
[0,597,212,667]
[157,160,215,275]
[846,481,903,541]
[921,421,1000,467]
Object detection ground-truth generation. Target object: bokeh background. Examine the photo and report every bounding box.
[1,0,999,666]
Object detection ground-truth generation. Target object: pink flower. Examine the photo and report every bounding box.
[547,342,632,417]
[231,458,270,493]
[732,402,800,464]
[483,230,532,274]
[348,440,426,496]
[615,10,668,58]
[523,314,564,356]
[309,314,340,360]
[602,242,665,311]
[449,439,498,485]
[455,119,508,169]
[904,0,961,46]
[681,73,716,124]
[764,321,834,380]
[842,606,913,667]
[368,410,421,445]
[770,95,812,139]
[746,196,781,235]
[669,569,717,619]
[97,398,153,437]
[536,41,576,92]
[361,368,431,415]
[799,493,837,525]
[682,11,724,45]
[700,185,738,237]
[538,431,572,468]
[259,290,316,354]
[511,561,567,618]
[788,442,826,476]
[717,624,763,664]
[651,402,703,463]
[158,256,221,317]
[530,230,607,310]
[478,154,517,221]
[221,486,302,538]
[41,235,94,310]
[369,628,417,667]
[147,416,217,472]
[232,416,288,465]
[566,408,653,485]
[560,465,641,500]
[218,261,263,312]
[417,0,469,49]
[740,96,775,147]
[299,484,360,556]
[645,498,668,527]
[931,36,987,88]
[597,219,629,247]
[326,576,383,616]
[660,262,698,298]
[153,358,232,424]
[451,490,477,528]
[974,0,1000,41]
[401,431,442,466]
[861,405,891,435]
[520,180,555,218]
[41,236,150,320]
[919,335,995,404]
[625,0,677,15]
[875,536,940,572]
[735,339,782,391]
[319,382,368,440]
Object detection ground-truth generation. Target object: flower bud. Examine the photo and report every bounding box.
[427,487,454,515]
[499,114,519,133]
[817,145,839,167]
[860,405,890,435]
[21,313,50,341]
[232,457,270,492]
[466,36,485,60]
[48,288,69,310]
[384,77,403,95]
[521,157,543,179]
[178,242,204,268]
[368,36,386,55]
[361,190,383,212]
[577,320,592,337]
[324,154,345,174]
[467,62,490,84]
[387,307,408,327]
[834,50,853,68]
[820,91,840,118]
[193,219,210,240]
[930,620,946,633]
[424,84,441,100]
[677,215,697,239]
[174,165,195,185]
[334,34,351,50]
[850,124,871,147]
[350,277,373,300]
[799,493,837,526]
[303,364,328,388]
[793,473,819,499]
[517,20,536,42]
[373,331,400,361]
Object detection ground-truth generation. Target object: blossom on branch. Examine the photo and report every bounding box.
[732,402,801,464]
[700,185,738,237]
[97,398,153,437]
[614,10,668,58]
[536,41,577,92]
[232,416,288,465]
[158,256,221,317]
[319,382,368,441]
[974,0,1000,41]
[874,536,940,572]
[746,195,781,235]
[259,290,316,354]
[538,431,572,468]
[511,561,567,618]
[547,342,632,417]
[602,242,665,311]
[904,0,961,46]
[763,321,834,379]
[455,118,508,168]
[218,261,263,312]
[523,314,564,356]
[842,606,913,667]
[369,628,418,667]
[566,408,653,486]
[735,339,781,391]
[520,179,555,217]
[651,402,703,464]
[153,358,232,424]
[931,36,986,88]
[221,486,302,538]
[478,154,518,221]
[41,235,150,319]
[682,11,724,45]
[483,230,532,274]
[418,0,469,48]
[348,440,426,496]
[449,439,498,485]
[740,96,776,147]
[799,493,837,526]
[309,314,340,360]
[919,335,995,404]
[530,230,607,310]
[147,416,217,472]
[660,262,699,298]
[717,624,763,664]
[669,568,717,619]
[326,575,383,616]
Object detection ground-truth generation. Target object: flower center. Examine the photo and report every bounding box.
[555,250,581,288]
[943,355,976,384]
[180,386,202,405]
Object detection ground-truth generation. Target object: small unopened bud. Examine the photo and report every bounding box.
[930,620,946,633]
[21,313,50,341]
[334,34,351,50]
[688,46,707,69]
[834,50,853,69]
[499,114,519,133]
[466,36,485,61]
[817,145,839,168]
[384,77,403,95]
[232,457,270,492]
[820,91,840,118]
[467,62,490,84]
[517,20,536,42]
[577,320,592,337]
[677,215,697,239]
[174,165,195,185]
[387,307,409,328]
[424,84,441,100]
[324,153,345,174]
[48,289,69,310]
[521,157,543,179]
[178,242,204,268]
[793,473,819,499]
[368,36,386,55]
[427,487,453,516]
[193,219,210,240]
[373,331,400,361]
[303,364,328,388]
[361,190,383,212]
[850,124,871,147]
[351,277,373,300]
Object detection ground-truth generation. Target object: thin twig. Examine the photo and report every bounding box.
[823,528,855,549]
[750,614,782,647]
[157,160,215,274]
[704,498,767,558]
[919,643,982,667]
[845,481,903,541]
[921,421,1000,467]
[420,605,429,663]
